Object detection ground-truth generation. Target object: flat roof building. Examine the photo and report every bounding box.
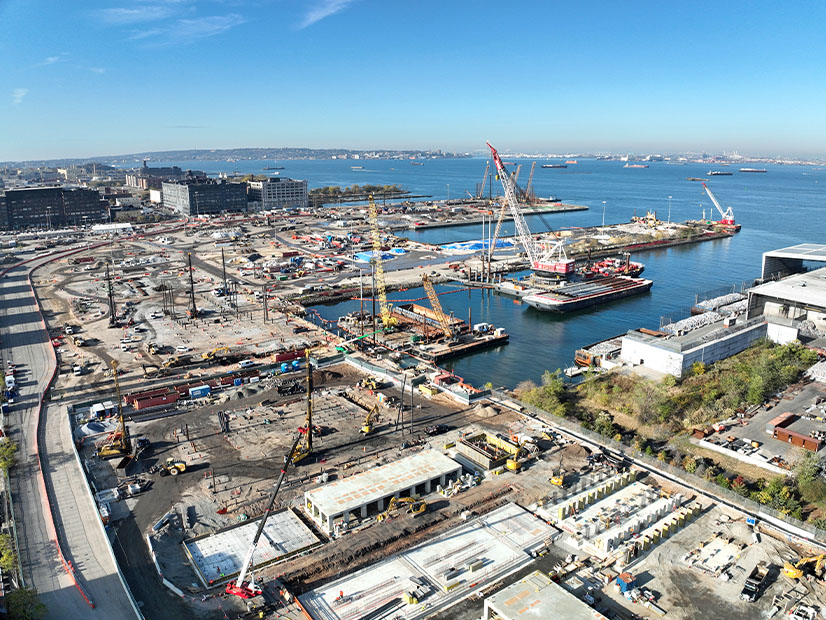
[162,179,247,216]
[747,266,826,336]
[247,177,308,210]
[0,186,108,230]
[761,243,826,279]
[304,449,461,534]
[483,571,607,620]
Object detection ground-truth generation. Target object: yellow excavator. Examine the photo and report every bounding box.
[360,405,380,435]
[377,496,426,522]
[97,361,132,459]
[202,346,230,360]
[783,554,826,580]
[550,456,565,487]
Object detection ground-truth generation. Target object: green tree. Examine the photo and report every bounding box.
[0,438,17,472]
[6,587,47,620]
[682,456,697,473]
[657,450,667,462]
[0,533,16,574]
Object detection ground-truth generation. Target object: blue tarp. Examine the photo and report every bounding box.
[354,249,407,263]
[440,239,514,252]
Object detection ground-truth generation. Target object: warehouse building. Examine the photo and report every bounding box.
[483,571,607,620]
[766,412,822,452]
[162,179,247,216]
[247,177,308,210]
[303,450,461,534]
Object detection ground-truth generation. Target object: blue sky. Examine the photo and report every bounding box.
[1,0,825,161]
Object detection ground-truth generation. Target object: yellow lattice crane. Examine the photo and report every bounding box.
[291,349,315,464]
[98,360,132,459]
[367,195,397,328]
[421,274,454,340]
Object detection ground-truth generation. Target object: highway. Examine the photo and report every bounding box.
[1,254,141,619]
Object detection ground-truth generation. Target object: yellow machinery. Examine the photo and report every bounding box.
[358,376,380,390]
[783,554,826,580]
[158,457,186,476]
[377,496,426,522]
[360,405,380,435]
[147,342,158,355]
[202,346,230,360]
[291,349,314,464]
[421,274,454,340]
[367,195,397,329]
[162,356,179,369]
[97,361,132,459]
[550,456,565,486]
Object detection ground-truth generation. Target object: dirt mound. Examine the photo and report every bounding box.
[471,404,500,418]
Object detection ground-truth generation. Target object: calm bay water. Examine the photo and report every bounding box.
[147,157,826,388]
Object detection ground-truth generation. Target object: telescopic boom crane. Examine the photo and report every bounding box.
[702,182,736,227]
[226,432,302,599]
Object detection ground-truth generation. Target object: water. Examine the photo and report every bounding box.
[147,157,826,388]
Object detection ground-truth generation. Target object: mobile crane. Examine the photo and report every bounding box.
[97,360,132,459]
[291,349,314,464]
[367,194,397,328]
[486,142,574,277]
[226,433,302,599]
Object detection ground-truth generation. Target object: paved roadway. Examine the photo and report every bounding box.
[1,256,140,619]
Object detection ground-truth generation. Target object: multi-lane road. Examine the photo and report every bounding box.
[1,255,140,619]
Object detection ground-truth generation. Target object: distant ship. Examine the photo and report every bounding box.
[263,166,284,170]
[411,161,424,166]
[739,168,767,173]
[351,166,364,170]
[565,159,578,164]
[542,164,567,168]
[623,163,649,169]
[707,170,733,176]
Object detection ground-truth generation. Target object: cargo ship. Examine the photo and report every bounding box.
[542,164,567,168]
[523,276,653,312]
[707,170,733,176]
[739,168,767,173]
[623,163,649,168]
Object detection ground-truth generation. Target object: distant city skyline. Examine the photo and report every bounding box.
[1,1,825,160]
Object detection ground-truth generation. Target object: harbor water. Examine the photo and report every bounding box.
[147,157,825,388]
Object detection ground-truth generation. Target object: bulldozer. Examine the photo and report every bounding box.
[376,496,426,522]
[360,405,380,435]
[783,554,826,580]
[155,458,187,477]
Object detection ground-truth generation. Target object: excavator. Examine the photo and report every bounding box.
[376,496,426,522]
[202,346,230,361]
[97,360,132,459]
[550,456,565,487]
[360,405,380,435]
[783,554,826,580]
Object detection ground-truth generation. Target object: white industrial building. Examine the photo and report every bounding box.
[483,571,608,620]
[304,450,461,535]
[247,177,308,210]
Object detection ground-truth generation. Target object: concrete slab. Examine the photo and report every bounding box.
[299,503,556,620]
[183,508,321,586]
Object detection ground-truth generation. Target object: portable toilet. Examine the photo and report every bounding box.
[616,572,636,593]
[280,362,289,373]
[291,360,301,370]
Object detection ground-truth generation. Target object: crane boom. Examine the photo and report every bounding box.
[488,199,508,261]
[476,161,490,200]
[226,432,302,599]
[702,182,735,225]
[486,141,574,276]
[367,195,396,327]
[421,274,454,339]
[525,161,536,203]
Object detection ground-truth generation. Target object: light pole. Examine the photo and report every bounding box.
[668,195,672,224]
[601,201,606,233]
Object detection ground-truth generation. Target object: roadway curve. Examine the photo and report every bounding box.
[1,252,141,619]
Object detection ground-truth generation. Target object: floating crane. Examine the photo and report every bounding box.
[367,195,397,328]
[487,141,574,277]
[97,360,132,459]
[226,433,302,599]
[702,182,740,231]
[421,274,454,340]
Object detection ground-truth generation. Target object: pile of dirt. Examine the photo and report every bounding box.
[471,404,500,418]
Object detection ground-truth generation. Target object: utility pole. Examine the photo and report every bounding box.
[221,247,228,294]
[262,283,268,322]
[359,269,364,338]
[187,253,198,319]
[371,260,377,345]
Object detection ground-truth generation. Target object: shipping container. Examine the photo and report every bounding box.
[188,385,212,399]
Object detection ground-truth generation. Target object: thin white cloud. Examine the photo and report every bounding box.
[97,5,180,25]
[298,0,352,29]
[176,13,245,41]
[11,88,28,105]
[43,56,61,65]
[88,67,107,74]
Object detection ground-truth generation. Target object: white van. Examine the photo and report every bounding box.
[238,359,256,369]
[73,365,83,376]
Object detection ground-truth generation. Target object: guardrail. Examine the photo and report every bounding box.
[491,389,826,549]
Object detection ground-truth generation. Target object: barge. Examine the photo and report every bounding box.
[416,328,509,362]
[523,276,653,312]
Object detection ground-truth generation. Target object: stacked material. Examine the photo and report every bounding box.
[695,292,746,312]
[662,312,723,335]
[805,360,826,383]
[589,339,623,356]
[717,299,748,316]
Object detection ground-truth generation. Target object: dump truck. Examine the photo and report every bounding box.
[740,562,769,602]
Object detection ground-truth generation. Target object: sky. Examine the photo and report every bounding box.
[1,0,826,161]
